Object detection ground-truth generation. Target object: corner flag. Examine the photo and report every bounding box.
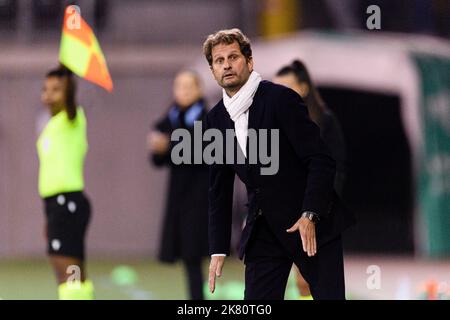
[59,5,113,92]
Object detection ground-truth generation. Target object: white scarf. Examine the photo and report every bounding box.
[223,71,262,157]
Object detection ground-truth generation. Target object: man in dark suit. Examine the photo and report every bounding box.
[202,29,355,300]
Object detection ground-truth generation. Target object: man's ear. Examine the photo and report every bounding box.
[209,65,216,78]
[247,57,254,72]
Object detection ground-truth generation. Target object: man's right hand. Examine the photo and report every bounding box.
[209,255,225,294]
[286,216,317,257]
[147,131,169,154]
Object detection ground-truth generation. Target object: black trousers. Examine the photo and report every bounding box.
[44,191,91,260]
[244,215,345,300]
[183,257,204,300]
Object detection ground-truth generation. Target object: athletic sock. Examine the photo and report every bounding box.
[58,280,94,300]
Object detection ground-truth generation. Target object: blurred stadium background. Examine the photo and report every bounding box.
[0,0,449,299]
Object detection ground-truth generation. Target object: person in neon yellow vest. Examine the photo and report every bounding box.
[37,65,94,300]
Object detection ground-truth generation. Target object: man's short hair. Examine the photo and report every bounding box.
[202,28,252,66]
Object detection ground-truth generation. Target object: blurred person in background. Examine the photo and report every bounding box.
[273,59,347,300]
[274,60,346,199]
[147,70,209,300]
[37,65,94,300]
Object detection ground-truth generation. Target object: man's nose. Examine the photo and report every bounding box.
[223,60,231,69]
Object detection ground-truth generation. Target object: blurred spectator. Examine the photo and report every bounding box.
[274,59,347,299]
[274,59,346,195]
[147,70,209,300]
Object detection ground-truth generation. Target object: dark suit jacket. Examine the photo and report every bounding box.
[206,81,355,260]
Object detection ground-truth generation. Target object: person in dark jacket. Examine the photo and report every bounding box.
[274,60,346,196]
[204,29,355,300]
[147,70,209,300]
[274,59,347,300]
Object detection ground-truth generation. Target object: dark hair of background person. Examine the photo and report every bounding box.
[277,59,347,197]
[276,59,328,126]
[46,64,77,120]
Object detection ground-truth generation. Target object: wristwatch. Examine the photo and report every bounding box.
[301,211,320,224]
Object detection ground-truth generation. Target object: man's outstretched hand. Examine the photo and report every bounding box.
[287,217,317,257]
[209,255,225,293]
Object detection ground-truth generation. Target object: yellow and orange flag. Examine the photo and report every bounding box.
[59,5,113,92]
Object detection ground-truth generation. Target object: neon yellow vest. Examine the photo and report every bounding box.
[37,107,88,198]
